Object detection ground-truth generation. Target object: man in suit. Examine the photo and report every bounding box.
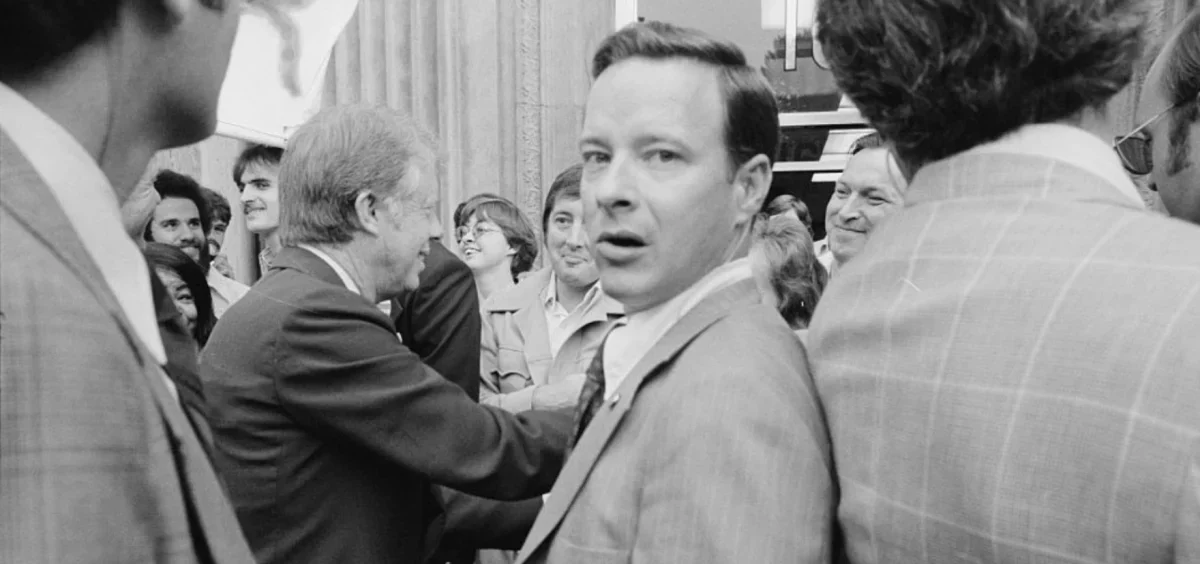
[516,22,836,563]
[393,237,482,401]
[200,105,571,564]
[480,163,624,414]
[1128,7,1200,224]
[0,0,254,562]
[810,0,1200,561]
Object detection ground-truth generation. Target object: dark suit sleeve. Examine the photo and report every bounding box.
[395,241,481,401]
[275,288,569,500]
[437,488,543,550]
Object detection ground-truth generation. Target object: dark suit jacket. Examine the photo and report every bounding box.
[393,239,480,400]
[199,247,570,564]
[150,266,215,456]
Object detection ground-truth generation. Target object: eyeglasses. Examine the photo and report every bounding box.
[456,223,502,243]
[1113,104,1180,176]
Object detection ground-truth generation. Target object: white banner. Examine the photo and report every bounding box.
[216,0,361,147]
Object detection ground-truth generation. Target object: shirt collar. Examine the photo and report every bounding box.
[624,257,754,329]
[542,271,603,313]
[297,243,361,294]
[962,123,1144,207]
[0,82,167,366]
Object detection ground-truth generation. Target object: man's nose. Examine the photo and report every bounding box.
[837,195,865,222]
[589,158,636,212]
[566,221,587,246]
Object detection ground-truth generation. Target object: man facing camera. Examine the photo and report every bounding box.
[200,105,571,564]
[810,0,1200,562]
[516,22,836,564]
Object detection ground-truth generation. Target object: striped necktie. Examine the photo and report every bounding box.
[570,336,609,448]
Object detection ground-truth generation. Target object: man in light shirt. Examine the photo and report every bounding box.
[0,0,254,562]
[515,22,835,564]
[480,163,624,414]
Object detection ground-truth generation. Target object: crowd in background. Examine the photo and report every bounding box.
[2,1,1200,563]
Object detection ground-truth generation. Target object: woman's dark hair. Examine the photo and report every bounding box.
[752,214,826,329]
[817,0,1149,170]
[458,195,539,279]
[592,20,780,171]
[145,242,215,346]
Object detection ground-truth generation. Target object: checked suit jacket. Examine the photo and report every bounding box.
[516,278,838,563]
[0,131,254,564]
[808,149,1200,563]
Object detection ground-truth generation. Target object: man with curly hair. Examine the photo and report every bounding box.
[809,0,1200,562]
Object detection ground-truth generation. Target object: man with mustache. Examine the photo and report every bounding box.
[234,143,284,277]
[480,163,624,414]
[145,169,249,318]
[515,22,834,563]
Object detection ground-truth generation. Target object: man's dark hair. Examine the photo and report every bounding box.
[233,143,284,190]
[146,169,212,239]
[542,164,584,233]
[202,187,232,225]
[0,0,228,79]
[817,0,1149,169]
[1164,8,1200,175]
[592,21,780,170]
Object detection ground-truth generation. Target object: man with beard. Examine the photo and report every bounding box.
[480,163,624,414]
[145,169,248,318]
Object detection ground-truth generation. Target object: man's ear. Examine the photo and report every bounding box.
[732,154,772,225]
[355,191,383,236]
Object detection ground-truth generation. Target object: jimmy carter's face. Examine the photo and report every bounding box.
[579,57,751,313]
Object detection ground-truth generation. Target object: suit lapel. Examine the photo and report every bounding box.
[517,279,759,560]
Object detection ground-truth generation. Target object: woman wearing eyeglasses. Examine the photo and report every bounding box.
[455,195,539,301]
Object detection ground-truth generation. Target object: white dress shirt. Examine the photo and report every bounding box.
[542,272,605,358]
[0,83,169,371]
[601,258,753,400]
[298,244,361,294]
[207,267,250,318]
[963,123,1145,207]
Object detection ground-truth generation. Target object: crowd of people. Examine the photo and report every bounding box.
[2,0,1199,563]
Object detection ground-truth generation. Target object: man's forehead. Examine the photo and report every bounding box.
[241,162,279,182]
[156,196,200,215]
[584,58,724,134]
